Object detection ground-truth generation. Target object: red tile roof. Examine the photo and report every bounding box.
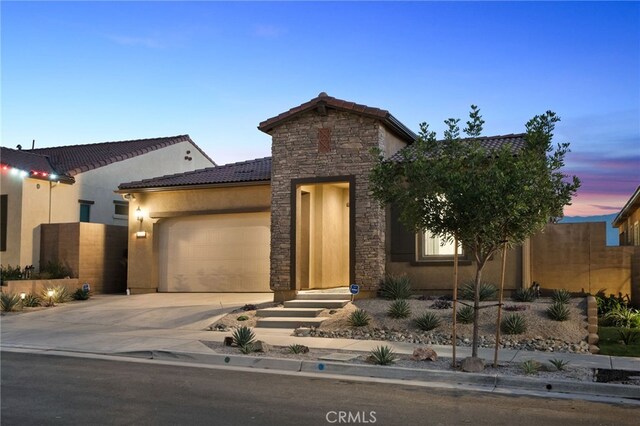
[118,157,272,190]
[258,92,417,143]
[390,133,527,162]
[28,134,214,176]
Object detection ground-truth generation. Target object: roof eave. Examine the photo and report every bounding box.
[612,186,640,227]
[116,179,271,193]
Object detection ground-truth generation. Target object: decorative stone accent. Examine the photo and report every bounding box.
[461,356,485,372]
[412,347,438,362]
[268,108,402,296]
[585,295,599,354]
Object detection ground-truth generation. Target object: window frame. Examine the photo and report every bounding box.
[415,230,467,264]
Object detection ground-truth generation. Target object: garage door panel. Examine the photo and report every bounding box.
[159,213,271,292]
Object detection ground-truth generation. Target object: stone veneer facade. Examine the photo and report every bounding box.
[267,108,408,300]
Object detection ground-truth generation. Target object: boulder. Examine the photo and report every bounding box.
[588,333,599,345]
[461,356,485,372]
[411,347,438,362]
[252,340,270,352]
[223,336,234,346]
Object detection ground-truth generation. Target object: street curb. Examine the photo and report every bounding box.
[113,348,640,402]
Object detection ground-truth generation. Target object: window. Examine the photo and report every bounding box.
[79,200,94,223]
[1,195,7,251]
[114,201,128,216]
[418,230,463,260]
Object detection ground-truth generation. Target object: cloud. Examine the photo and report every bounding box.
[107,34,165,49]
[254,24,285,38]
[590,204,623,212]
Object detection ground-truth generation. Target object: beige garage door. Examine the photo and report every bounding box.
[158,212,270,292]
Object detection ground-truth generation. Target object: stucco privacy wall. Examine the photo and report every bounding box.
[126,184,271,294]
[531,222,639,300]
[269,109,407,299]
[40,222,128,293]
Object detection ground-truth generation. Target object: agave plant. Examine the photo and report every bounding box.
[549,358,570,371]
[500,314,527,335]
[512,288,536,302]
[348,309,371,327]
[232,326,256,348]
[387,299,411,319]
[288,344,309,354]
[551,289,571,304]
[521,360,540,375]
[413,312,441,331]
[22,294,41,308]
[0,293,22,312]
[380,274,412,300]
[42,285,71,304]
[368,345,396,365]
[547,301,570,321]
[456,306,474,324]
[460,282,497,301]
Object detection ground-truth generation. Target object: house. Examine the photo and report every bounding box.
[613,185,640,246]
[0,135,215,271]
[119,93,528,300]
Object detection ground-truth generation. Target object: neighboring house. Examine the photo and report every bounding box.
[613,185,640,246]
[0,135,215,269]
[119,93,528,300]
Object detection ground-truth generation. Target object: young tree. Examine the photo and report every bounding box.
[370,106,580,359]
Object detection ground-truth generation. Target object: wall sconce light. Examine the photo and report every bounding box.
[136,231,147,239]
[20,292,26,300]
[135,207,144,222]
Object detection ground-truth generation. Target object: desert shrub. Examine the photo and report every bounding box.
[460,281,497,301]
[431,299,452,309]
[387,300,411,319]
[501,314,527,334]
[380,274,412,300]
[348,309,371,327]
[521,360,540,375]
[1,293,22,312]
[39,260,72,279]
[236,315,249,321]
[512,288,536,302]
[549,358,569,371]
[547,301,570,321]
[605,306,640,329]
[0,265,24,282]
[72,288,91,301]
[551,289,571,304]
[288,344,308,354]
[42,285,71,304]
[22,294,41,307]
[368,346,396,365]
[456,306,474,324]
[414,312,441,331]
[595,291,630,317]
[232,326,256,348]
[618,329,640,345]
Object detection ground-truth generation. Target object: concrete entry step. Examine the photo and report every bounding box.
[255,307,323,318]
[283,299,349,309]
[295,293,352,301]
[256,317,327,328]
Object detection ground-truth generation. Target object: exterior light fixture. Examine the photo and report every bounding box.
[47,289,55,306]
[20,292,26,300]
[19,170,28,178]
[49,174,57,180]
[135,207,144,222]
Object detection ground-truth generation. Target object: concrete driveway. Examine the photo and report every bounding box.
[1,293,273,354]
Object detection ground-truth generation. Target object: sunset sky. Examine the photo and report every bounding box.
[2,1,638,217]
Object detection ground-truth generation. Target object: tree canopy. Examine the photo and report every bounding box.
[370,106,581,357]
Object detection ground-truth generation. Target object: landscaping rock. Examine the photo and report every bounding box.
[461,356,485,372]
[252,340,270,352]
[412,347,438,362]
[223,336,234,346]
[588,333,599,345]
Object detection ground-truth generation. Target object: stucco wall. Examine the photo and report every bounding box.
[531,222,637,297]
[617,206,640,245]
[387,245,523,293]
[40,222,128,293]
[126,184,271,293]
[0,174,24,266]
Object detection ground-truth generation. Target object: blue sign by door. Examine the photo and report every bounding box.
[349,284,359,295]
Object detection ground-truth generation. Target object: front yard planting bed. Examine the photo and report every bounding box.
[597,327,640,357]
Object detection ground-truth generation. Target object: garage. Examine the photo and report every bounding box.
[158,212,271,292]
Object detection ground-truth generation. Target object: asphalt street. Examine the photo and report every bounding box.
[1,352,637,426]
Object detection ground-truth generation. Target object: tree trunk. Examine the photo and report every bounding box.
[472,267,483,358]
